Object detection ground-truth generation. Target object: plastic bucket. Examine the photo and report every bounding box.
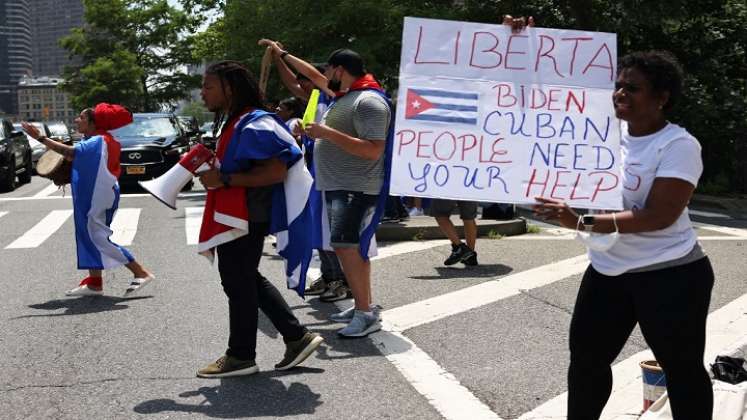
[640,360,667,411]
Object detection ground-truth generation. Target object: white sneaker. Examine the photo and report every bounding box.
[337,310,382,338]
[123,275,155,297]
[65,285,103,297]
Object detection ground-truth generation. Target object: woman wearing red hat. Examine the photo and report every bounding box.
[22,103,155,297]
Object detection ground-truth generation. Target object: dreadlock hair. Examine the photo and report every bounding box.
[205,60,265,139]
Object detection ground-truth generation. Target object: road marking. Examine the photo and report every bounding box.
[109,208,141,246]
[0,191,207,202]
[692,221,747,238]
[32,183,61,198]
[374,327,503,420]
[305,240,452,284]
[185,207,204,245]
[384,254,589,331]
[5,210,73,249]
[0,211,7,220]
[689,209,732,219]
[518,292,747,420]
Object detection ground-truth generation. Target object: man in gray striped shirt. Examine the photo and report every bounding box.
[303,49,391,338]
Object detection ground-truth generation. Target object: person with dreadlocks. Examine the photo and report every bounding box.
[21,104,155,297]
[195,60,323,378]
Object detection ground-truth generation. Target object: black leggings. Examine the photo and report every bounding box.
[568,257,714,420]
[216,223,306,361]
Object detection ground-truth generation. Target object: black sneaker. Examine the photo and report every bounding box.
[304,277,328,296]
[444,243,468,265]
[319,280,352,302]
[275,332,324,370]
[463,252,478,266]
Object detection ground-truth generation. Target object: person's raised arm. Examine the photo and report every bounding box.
[21,122,75,159]
[258,39,335,98]
[270,46,309,100]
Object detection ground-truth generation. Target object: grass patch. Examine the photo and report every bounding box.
[486,229,504,240]
[526,224,541,234]
[412,230,425,241]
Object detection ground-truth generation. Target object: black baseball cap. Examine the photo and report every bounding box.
[327,49,365,77]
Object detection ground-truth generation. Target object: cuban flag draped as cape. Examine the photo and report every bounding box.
[309,78,395,261]
[72,134,135,269]
[198,110,314,297]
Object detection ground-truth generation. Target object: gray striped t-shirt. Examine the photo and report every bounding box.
[314,90,390,194]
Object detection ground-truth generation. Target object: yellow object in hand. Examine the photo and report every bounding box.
[302,89,320,128]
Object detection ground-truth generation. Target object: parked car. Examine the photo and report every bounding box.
[13,122,51,168]
[46,121,72,143]
[0,119,33,191]
[198,121,219,150]
[110,113,194,189]
[177,115,203,145]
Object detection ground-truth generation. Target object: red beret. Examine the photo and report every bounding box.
[93,103,133,131]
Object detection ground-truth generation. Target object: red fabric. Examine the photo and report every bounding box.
[93,103,133,131]
[198,110,253,253]
[90,102,131,178]
[79,276,102,288]
[336,74,383,97]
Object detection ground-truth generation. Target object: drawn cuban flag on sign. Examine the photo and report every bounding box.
[405,88,479,125]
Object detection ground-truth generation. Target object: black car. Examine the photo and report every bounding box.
[110,113,195,189]
[0,119,33,191]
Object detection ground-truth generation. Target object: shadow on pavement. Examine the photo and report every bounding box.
[410,263,513,280]
[133,370,324,418]
[10,296,153,318]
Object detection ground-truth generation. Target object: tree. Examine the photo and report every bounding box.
[61,0,202,112]
[199,0,747,193]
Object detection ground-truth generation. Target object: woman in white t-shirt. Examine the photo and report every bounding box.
[534,51,715,420]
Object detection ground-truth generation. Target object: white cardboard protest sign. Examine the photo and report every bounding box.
[391,17,622,210]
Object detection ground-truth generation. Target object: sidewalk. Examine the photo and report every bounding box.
[376,215,526,241]
[690,193,747,218]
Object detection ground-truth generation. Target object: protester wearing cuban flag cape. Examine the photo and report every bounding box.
[260,42,393,338]
[195,61,322,378]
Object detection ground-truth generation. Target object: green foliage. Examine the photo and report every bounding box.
[179,101,212,124]
[197,0,747,192]
[61,0,202,112]
[526,224,542,234]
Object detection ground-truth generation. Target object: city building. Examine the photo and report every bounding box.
[30,0,84,77]
[0,0,33,115]
[16,75,75,125]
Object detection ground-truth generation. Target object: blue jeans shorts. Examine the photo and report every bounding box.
[324,190,378,248]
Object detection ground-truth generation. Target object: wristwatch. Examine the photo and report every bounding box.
[581,215,595,231]
[220,172,231,188]
[279,50,289,60]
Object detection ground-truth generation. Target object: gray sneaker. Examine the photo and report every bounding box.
[329,304,382,324]
[337,310,382,338]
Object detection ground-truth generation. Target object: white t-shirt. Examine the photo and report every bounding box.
[589,122,703,276]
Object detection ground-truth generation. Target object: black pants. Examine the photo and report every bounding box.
[568,257,714,420]
[216,222,306,361]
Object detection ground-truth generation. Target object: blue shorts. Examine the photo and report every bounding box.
[324,190,378,248]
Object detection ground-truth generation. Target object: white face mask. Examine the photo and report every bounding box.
[575,213,619,252]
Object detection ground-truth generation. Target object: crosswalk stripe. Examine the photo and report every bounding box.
[110,208,141,246]
[5,210,74,249]
[185,207,204,245]
[32,183,61,198]
[518,292,747,419]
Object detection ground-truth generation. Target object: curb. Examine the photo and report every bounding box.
[376,218,527,242]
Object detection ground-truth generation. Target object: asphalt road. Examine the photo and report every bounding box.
[1,176,745,419]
